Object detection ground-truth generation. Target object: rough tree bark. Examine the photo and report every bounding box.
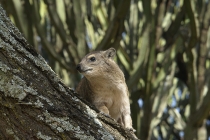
[0,6,137,140]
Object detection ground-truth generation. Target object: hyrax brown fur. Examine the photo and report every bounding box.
[76,48,133,129]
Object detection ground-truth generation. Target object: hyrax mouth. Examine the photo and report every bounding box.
[82,69,93,73]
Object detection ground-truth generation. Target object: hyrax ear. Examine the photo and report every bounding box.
[104,48,116,59]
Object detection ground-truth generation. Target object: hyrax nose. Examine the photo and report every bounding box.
[76,64,81,71]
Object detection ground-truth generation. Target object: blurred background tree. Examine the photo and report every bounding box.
[1,0,210,139]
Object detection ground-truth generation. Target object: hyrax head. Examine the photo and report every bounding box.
[76,48,116,77]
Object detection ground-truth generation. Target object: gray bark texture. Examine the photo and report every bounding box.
[0,6,137,140]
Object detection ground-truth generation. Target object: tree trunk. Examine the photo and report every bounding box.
[0,6,137,140]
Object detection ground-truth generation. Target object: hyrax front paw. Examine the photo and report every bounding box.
[99,111,110,117]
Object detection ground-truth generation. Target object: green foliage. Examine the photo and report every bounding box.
[2,0,210,139]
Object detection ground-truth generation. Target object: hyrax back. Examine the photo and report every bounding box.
[76,48,133,129]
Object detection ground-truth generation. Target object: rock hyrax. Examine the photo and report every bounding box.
[76,48,133,129]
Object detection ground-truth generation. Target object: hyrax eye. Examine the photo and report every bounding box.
[89,57,96,62]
